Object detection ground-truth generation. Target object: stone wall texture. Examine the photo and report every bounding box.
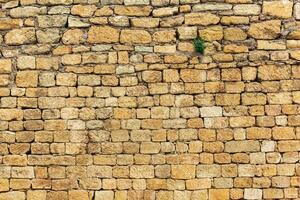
[0,0,300,199]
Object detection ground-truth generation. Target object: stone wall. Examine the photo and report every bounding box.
[0,0,300,199]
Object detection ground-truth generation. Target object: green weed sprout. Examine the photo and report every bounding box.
[193,37,205,54]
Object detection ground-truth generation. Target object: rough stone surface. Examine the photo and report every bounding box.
[248,20,281,39]
[87,26,119,43]
[5,28,36,45]
[0,1,298,199]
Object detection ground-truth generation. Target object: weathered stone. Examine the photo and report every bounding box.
[124,0,149,5]
[10,6,46,18]
[295,3,300,19]
[0,59,12,73]
[114,6,152,16]
[153,7,178,17]
[224,27,246,41]
[224,44,248,53]
[37,15,68,28]
[95,191,114,200]
[221,16,249,25]
[108,16,129,27]
[257,40,286,50]
[153,30,176,43]
[62,29,84,44]
[0,192,25,200]
[258,64,290,80]
[36,29,60,44]
[172,165,195,179]
[0,19,22,30]
[71,5,97,17]
[244,189,262,199]
[199,26,223,41]
[263,0,293,19]
[185,13,220,26]
[193,3,232,11]
[5,28,36,45]
[88,26,119,43]
[131,18,159,28]
[225,141,260,152]
[68,17,90,28]
[130,165,154,178]
[120,30,151,44]
[178,27,197,39]
[17,56,35,70]
[233,4,261,15]
[248,20,281,39]
[16,71,38,88]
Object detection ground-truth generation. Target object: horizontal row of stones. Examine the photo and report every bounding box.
[0,139,298,154]
[2,22,300,47]
[0,188,298,200]
[1,1,300,18]
[0,161,300,177]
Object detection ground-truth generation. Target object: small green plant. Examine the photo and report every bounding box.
[193,37,205,54]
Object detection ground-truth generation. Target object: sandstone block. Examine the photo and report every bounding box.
[12,167,34,178]
[114,6,152,16]
[262,0,293,19]
[68,190,89,200]
[224,44,248,53]
[37,15,68,28]
[185,13,220,25]
[200,106,222,117]
[248,20,281,39]
[197,165,221,178]
[0,192,25,200]
[295,3,300,19]
[257,40,286,50]
[178,27,197,39]
[10,6,46,18]
[267,92,292,104]
[221,16,249,25]
[95,191,114,200]
[244,188,262,199]
[233,4,261,15]
[71,5,97,17]
[258,64,290,80]
[209,189,229,200]
[131,18,159,28]
[17,56,35,70]
[0,19,22,30]
[16,71,38,88]
[88,26,119,43]
[224,27,246,41]
[120,30,151,44]
[230,116,255,127]
[153,7,178,17]
[242,93,267,105]
[225,141,260,152]
[36,29,61,44]
[199,26,223,41]
[5,28,36,45]
[0,59,12,73]
[180,69,206,82]
[0,179,9,192]
[204,117,228,129]
[130,165,154,178]
[247,127,271,139]
[62,29,84,44]
[272,127,295,140]
[193,3,232,11]
[124,0,149,5]
[172,165,195,179]
[27,190,47,200]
